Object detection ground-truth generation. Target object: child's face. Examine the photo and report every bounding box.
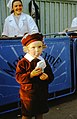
[27,41,43,58]
[12,1,23,16]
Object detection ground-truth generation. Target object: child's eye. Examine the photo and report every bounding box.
[32,47,35,49]
[38,46,42,48]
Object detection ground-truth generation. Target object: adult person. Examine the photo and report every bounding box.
[71,17,77,27]
[2,0,39,37]
[63,17,77,36]
[16,32,54,119]
[63,17,77,33]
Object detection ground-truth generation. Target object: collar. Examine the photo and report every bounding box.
[9,13,26,21]
[24,53,44,62]
[8,13,26,29]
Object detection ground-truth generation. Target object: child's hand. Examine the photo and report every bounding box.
[30,68,42,78]
[40,73,48,80]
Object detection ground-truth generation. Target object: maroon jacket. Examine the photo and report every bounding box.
[16,57,54,116]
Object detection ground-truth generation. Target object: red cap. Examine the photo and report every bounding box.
[21,33,43,46]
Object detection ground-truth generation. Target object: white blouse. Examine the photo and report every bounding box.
[2,12,39,37]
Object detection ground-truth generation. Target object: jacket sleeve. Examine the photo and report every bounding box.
[27,15,39,33]
[16,59,31,84]
[2,19,9,36]
[44,60,54,84]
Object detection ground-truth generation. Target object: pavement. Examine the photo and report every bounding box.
[1,92,77,119]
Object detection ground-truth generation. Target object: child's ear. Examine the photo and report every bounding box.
[23,46,28,53]
[42,44,47,49]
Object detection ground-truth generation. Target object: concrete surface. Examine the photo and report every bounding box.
[1,92,77,119]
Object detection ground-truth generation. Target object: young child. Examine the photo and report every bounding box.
[16,33,54,119]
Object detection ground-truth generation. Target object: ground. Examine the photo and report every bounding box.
[1,92,77,119]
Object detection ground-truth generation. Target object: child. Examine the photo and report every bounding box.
[16,33,54,119]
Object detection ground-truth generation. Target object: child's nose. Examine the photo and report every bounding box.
[36,48,39,51]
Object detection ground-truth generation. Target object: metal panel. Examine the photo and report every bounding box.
[43,36,76,100]
[37,0,77,34]
[0,39,22,106]
[39,1,45,33]
[0,0,7,35]
[0,0,2,35]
